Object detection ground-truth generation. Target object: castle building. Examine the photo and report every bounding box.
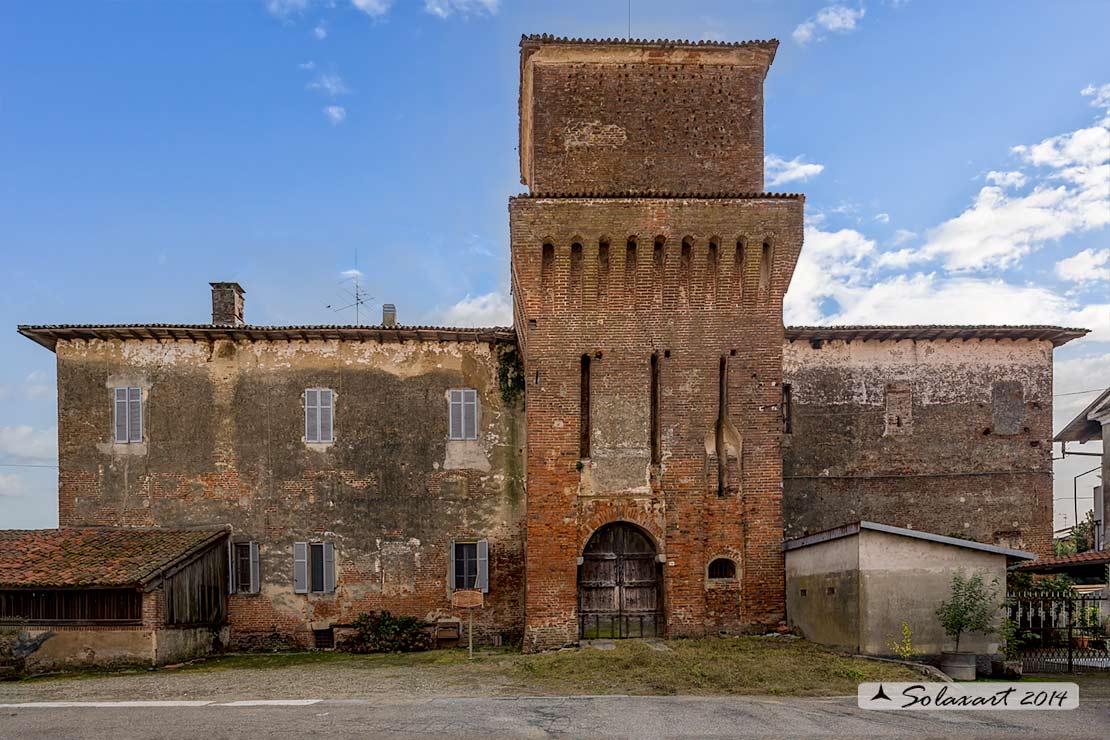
[8,36,1085,659]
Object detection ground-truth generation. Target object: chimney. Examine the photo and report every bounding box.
[210,283,246,326]
[381,304,397,327]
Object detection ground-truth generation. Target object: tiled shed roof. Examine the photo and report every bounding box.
[0,527,228,588]
[786,325,1088,348]
[1011,550,1110,571]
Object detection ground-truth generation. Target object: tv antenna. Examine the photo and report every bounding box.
[627,0,631,39]
[327,249,374,325]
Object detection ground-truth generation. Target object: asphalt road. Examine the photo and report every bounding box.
[1,695,1107,739]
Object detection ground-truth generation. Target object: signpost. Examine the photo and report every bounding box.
[451,589,484,658]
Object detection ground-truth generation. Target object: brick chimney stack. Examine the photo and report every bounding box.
[210,282,246,326]
[382,304,397,326]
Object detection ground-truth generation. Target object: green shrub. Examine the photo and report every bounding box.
[339,611,433,653]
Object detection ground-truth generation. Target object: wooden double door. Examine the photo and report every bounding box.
[578,523,662,639]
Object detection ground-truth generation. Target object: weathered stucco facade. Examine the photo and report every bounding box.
[782,331,1060,556]
[50,330,525,648]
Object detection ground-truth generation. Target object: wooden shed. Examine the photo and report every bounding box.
[0,527,229,673]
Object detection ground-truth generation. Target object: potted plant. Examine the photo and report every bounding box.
[935,571,998,680]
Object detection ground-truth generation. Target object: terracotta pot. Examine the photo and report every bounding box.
[941,651,977,680]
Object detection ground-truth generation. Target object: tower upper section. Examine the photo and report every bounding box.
[518,35,779,194]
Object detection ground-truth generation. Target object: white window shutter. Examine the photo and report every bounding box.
[293,541,308,594]
[449,390,463,439]
[476,539,489,593]
[323,541,335,593]
[114,388,128,443]
[305,389,318,443]
[464,390,478,440]
[320,389,333,443]
[128,387,142,442]
[227,539,235,594]
[249,542,260,594]
[448,539,456,592]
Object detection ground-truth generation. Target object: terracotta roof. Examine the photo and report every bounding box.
[786,325,1088,348]
[0,528,228,588]
[1011,550,1110,571]
[17,324,516,352]
[18,323,1088,353]
[520,33,778,50]
[514,191,804,200]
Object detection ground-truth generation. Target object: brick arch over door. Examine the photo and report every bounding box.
[578,504,665,555]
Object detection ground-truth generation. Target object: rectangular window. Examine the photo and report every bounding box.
[113,387,142,443]
[449,389,478,440]
[450,539,489,593]
[230,542,259,594]
[293,541,334,594]
[304,388,334,443]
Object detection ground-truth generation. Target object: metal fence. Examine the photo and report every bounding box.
[1008,591,1110,673]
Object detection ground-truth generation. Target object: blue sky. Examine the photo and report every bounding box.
[1,0,1107,530]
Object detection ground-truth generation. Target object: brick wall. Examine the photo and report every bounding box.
[55,337,526,648]
[518,38,777,193]
[510,195,804,650]
[783,338,1056,555]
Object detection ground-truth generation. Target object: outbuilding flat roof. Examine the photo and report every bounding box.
[782,521,1037,560]
[0,527,229,588]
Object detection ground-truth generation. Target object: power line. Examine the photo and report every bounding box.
[0,463,57,469]
[1054,388,1106,397]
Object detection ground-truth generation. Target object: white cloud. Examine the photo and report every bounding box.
[266,0,310,18]
[307,74,349,97]
[793,5,865,45]
[299,61,316,70]
[985,170,1026,188]
[873,213,890,224]
[0,426,57,463]
[351,0,392,17]
[883,86,1109,272]
[0,474,24,499]
[323,105,347,124]
[313,22,327,40]
[1082,83,1110,111]
[23,370,50,400]
[340,268,364,280]
[1053,352,1110,428]
[890,228,916,246]
[442,292,512,327]
[424,0,498,18]
[1056,248,1110,283]
[765,154,825,187]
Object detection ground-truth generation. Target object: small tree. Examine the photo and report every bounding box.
[935,571,998,653]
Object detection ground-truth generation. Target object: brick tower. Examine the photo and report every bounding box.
[510,34,804,651]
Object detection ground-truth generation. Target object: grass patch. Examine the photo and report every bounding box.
[511,637,920,696]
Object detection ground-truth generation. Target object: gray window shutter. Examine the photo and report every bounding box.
[293,541,308,594]
[249,542,260,594]
[448,539,456,591]
[227,539,235,594]
[320,389,333,443]
[323,541,335,593]
[114,388,128,443]
[128,387,142,442]
[464,389,478,440]
[476,539,489,593]
[305,389,318,443]
[449,390,463,440]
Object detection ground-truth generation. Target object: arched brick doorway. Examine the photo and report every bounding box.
[578,522,662,639]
